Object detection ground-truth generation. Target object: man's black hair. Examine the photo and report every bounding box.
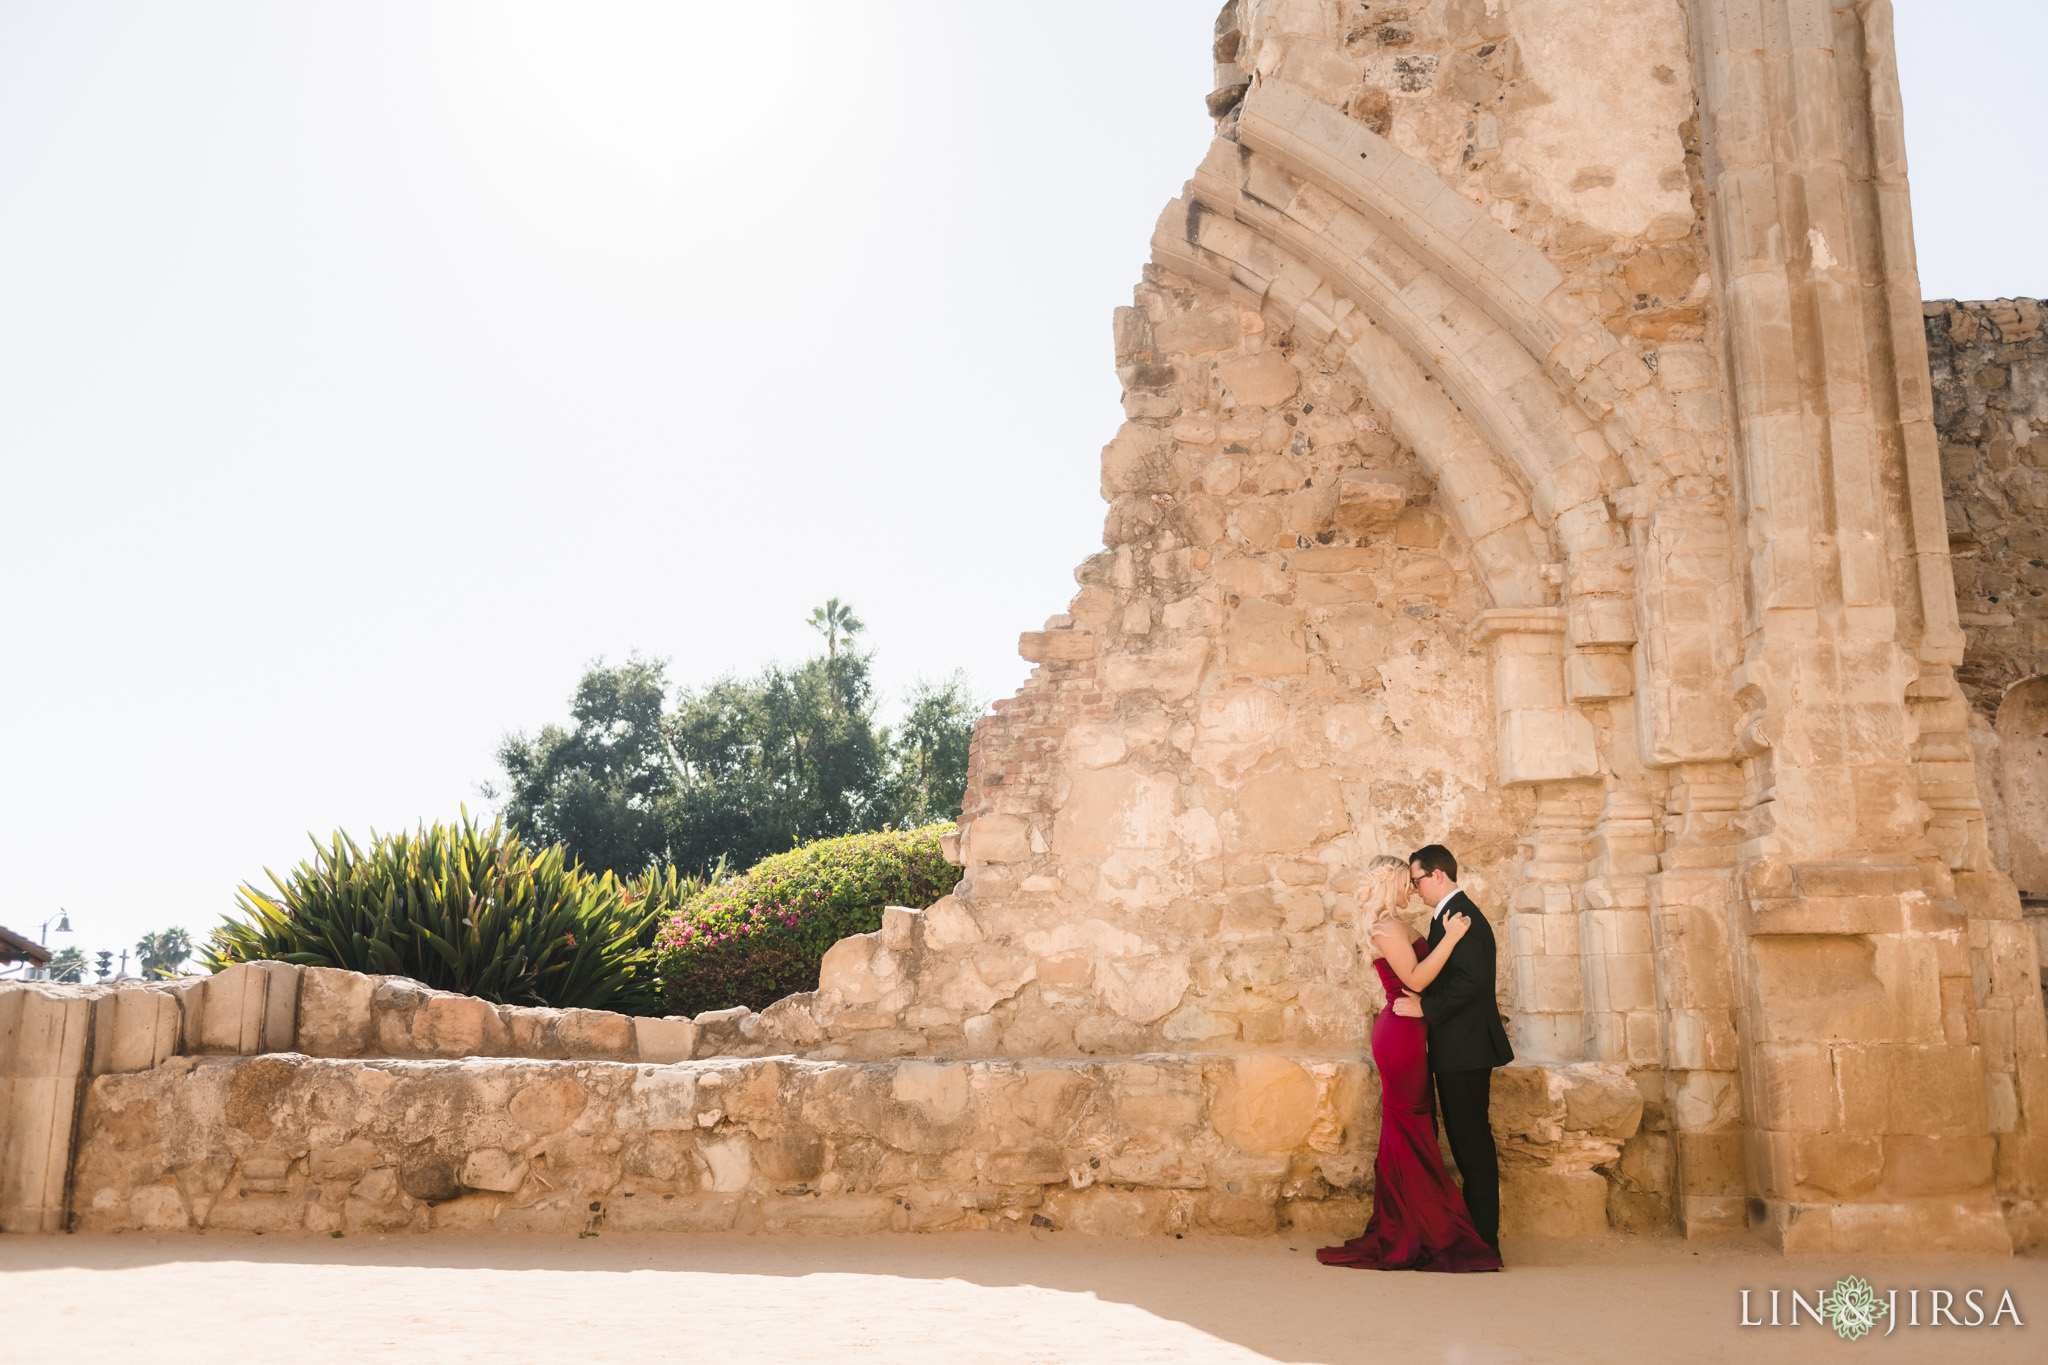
[1409,843,1458,882]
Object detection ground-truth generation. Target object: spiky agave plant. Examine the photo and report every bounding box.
[208,812,696,1013]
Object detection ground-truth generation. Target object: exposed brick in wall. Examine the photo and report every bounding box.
[959,658,1107,830]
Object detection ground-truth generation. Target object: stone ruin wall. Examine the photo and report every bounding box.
[949,0,2048,1255]
[958,355,1530,1064]
[1927,299,2048,979]
[4,0,2047,1254]
[1933,299,2048,711]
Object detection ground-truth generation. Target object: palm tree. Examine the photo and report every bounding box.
[136,928,194,979]
[806,598,865,660]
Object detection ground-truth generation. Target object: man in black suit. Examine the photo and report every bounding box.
[1389,842,1513,1251]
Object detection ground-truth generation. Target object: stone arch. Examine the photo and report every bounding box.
[1150,199,1551,611]
[1235,81,1606,378]
[1180,147,1620,560]
[1157,123,1648,715]
[1996,675,2048,900]
[1194,83,1637,552]
[1148,78,1663,785]
[1152,198,1598,785]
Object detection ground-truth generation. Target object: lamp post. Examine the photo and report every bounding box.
[31,910,73,981]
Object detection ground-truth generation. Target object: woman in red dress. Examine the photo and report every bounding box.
[1319,855,1502,1273]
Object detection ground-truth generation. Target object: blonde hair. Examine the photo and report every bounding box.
[1356,854,1416,948]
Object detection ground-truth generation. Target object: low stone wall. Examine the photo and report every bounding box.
[1,965,694,1234]
[4,962,1642,1238]
[69,1050,1639,1239]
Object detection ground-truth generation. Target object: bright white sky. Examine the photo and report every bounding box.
[1,1,2040,974]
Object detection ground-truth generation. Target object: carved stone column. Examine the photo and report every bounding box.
[1478,608,1599,1062]
[1649,762,1748,1235]
[1689,0,2007,1251]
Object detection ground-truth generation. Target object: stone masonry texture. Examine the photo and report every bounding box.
[4,1,2045,1255]
[1929,298,2048,1019]
[1930,299,2048,714]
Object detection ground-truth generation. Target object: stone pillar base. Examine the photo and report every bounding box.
[1751,1196,2013,1255]
[1677,1194,1747,1237]
[2003,1199,2048,1254]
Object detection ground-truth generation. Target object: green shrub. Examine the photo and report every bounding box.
[655,823,957,1016]
[209,813,694,1014]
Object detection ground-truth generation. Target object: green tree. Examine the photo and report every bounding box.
[878,672,980,828]
[664,644,885,875]
[46,946,86,983]
[136,928,194,979]
[490,602,969,880]
[494,656,675,877]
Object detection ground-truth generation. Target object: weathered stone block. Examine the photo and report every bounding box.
[0,985,94,1233]
[412,994,490,1057]
[1499,1168,1609,1237]
[1332,479,1406,535]
[1879,1134,1997,1197]
[189,962,277,1054]
[1228,765,1347,852]
[556,1008,634,1060]
[1018,630,1096,664]
[967,814,1033,864]
[634,1016,698,1065]
[1218,351,1299,408]
[606,1194,739,1233]
[1225,598,1307,676]
[1208,1056,1317,1154]
[297,967,375,1056]
[1565,650,1634,701]
[90,987,180,1077]
[1098,954,1191,1024]
[1100,638,1209,700]
[1041,1186,1185,1236]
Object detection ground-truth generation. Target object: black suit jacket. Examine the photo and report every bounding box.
[1421,888,1515,1073]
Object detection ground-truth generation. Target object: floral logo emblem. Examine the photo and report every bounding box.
[1819,1275,1889,1341]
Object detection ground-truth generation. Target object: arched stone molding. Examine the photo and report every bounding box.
[1149,199,1551,614]
[1153,177,1627,790]
[1234,80,1611,393]
[1149,200,1609,797]
[1169,121,1661,726]
[1186,138,1623,544]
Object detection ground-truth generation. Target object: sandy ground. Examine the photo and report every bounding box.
[3,1230,2041,1364]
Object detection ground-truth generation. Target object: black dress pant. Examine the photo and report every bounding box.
[1434,1067,1500,1248]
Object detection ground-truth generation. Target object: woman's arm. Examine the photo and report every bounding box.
[1372,915,1471,992]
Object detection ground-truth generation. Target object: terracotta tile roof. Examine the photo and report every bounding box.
[0,925,53,966]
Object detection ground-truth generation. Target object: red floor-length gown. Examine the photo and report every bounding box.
[1318,938,1502,1272]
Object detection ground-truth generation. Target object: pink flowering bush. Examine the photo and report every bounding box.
[654,822,956,1016]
